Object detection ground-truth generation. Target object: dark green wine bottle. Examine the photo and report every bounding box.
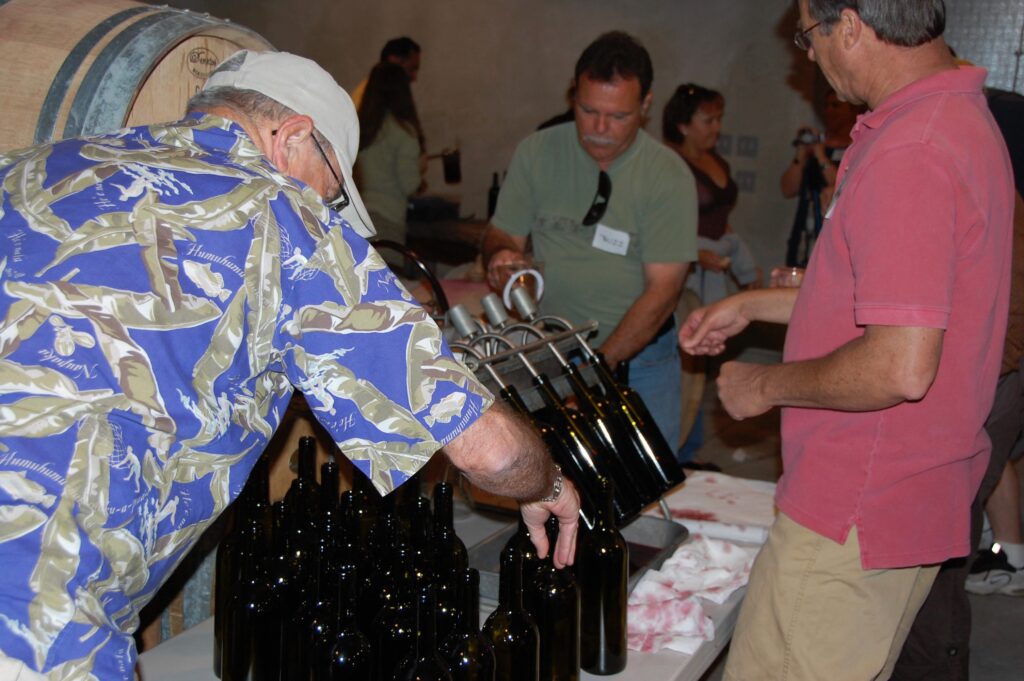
[393,584,454,680]
[524,517,580,681]
[482,546,539,681]
[327,565,372,681]
[577,478,628,675]
[439,569,495,681]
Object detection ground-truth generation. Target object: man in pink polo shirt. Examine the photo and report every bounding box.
[680,1,1014,679]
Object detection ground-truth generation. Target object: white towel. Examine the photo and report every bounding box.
[626,535,756,655]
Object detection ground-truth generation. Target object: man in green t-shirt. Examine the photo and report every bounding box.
[482,31,698,449]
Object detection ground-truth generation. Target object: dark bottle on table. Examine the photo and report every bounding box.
[252,500,299,680]
[350,466,382,549]
[433,481,467,642]
[284,436,321,536]
[326,564,372,681]
[372,544,419,680]
[393,584,454,680]
[487,172,501,219]
[220,510,270,681]
[501,517,540,588]
[440,568,495,681]
[577,477,628,675]
[524,517,580,681]
[482,545,539,681]
[215,453,272,676]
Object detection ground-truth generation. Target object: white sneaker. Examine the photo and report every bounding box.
[965,547,1024,596]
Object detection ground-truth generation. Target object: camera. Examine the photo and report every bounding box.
[793,129,824,146]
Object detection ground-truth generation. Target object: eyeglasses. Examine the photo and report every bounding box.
[309,133,350,211]
[582,171,612,226]
[271,128,350,210]
[794,21,822,51]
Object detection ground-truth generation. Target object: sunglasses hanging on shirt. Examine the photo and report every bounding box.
[582,170,612,226]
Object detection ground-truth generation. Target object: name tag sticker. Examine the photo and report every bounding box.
[592,224,630,256]
[824,194,838,220]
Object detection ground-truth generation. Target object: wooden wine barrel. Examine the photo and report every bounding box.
[0,0,272,153]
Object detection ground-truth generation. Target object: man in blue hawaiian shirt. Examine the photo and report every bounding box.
[0,50,579,681]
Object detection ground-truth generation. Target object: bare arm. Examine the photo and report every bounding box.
[780,144,811,198]
[599,262,689,368]
[715,325,944,420]
[481,224,529,289]
[781,136,836,199]
[443,400,580,567]
[679,288,800,356]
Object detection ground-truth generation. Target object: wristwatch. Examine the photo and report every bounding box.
[539,464,564,503]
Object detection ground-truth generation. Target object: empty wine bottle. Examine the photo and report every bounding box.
[501,517,540,588]
[440,569,495,681]
[372,545,419,680]
[577,478,628,675]
[284,436,322,563]
[326,565,372,681]
[524,517,580,681]
[433,482,468,575]
[482,546,539,681]
[393,584,454,680]
[215,453,272,676]
[433,482,467,643]
[220,510,270,681]
[252,500,299,680]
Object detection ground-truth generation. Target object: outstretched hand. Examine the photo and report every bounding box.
[519,477,581,569]
[678,297,751,356]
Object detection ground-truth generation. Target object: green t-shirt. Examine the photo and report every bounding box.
[493,123,697,344]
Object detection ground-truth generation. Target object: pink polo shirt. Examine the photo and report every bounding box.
[777,67,1014,569]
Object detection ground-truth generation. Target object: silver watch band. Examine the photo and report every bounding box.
[539,464,564,503]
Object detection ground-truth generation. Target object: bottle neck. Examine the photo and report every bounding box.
[458,569,481,632]
[297,437,317,481]
[433,483,455,533]
[498,547,523,610]
[414,586,437,657]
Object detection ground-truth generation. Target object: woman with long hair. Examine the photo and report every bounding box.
[355,61,426,249]
[663,83,761,305]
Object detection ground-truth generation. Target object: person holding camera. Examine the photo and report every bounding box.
[780,90,861,266]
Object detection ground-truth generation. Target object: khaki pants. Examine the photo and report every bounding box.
[724,513,939,681]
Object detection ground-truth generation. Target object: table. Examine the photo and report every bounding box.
[137,505,745,681]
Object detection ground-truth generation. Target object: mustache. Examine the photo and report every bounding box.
[582,135,617,146]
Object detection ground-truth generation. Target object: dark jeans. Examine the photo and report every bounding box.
[891,369,1024,681]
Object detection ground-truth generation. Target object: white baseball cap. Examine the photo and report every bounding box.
[203,49,376,238]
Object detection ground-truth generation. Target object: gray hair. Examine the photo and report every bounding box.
[186,87,331,148]
[808,0,945,47]
[186,86,296,122]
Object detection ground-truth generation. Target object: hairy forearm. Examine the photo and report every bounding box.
[742,327,942,413]
[600,263,688,367]
[442,401,555,500]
